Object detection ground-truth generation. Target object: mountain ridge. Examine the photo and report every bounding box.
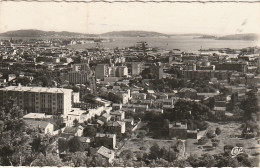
[0,29,259,40]
[0,29,96,37]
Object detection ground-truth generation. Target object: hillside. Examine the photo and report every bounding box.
[0,29,96,37]
[217,33,259,41]
[100,31,169,37]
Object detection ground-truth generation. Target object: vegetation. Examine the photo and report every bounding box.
[198,137,209,145]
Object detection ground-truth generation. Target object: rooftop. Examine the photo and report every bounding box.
[23,113,46,119]
[24,120,51,129]
[169,122,187,129]
[63,126,83,135]
[0,86,72,94]
[96,133,116,138]
[97,146,114,159]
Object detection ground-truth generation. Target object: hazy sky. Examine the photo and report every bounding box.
[0,2,260,35]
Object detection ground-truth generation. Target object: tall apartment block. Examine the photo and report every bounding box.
[132,62,142,76]
[0,86,72,116]
[61,63,90,84]
[95,64,128,79]
[95,64,109,79]
[62,71,89,84]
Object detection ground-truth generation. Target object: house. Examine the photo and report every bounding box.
[8,74,16,81]
[62,125,84,137]
[121,107,135,114]
[169,122,187,140]
[99,113,111,122]
[123,118,134,128]
[96,146,115,163]
[23,113,46,120]
[197,92,219,99]
[106,121,126,134]
[131,93,147,100]
[215,101,226,107]
[146,108,164,114]
[0,78,7,87]
[94,97,111,107]
[79,137,91,144]
[97,119,105,126]
[95,133,116,149]
[187,130,198,139]
[110,110,125,121]
[24,120,54,135]
[169,122,197,140]
[112,103,122,110]
[214,107,226,117]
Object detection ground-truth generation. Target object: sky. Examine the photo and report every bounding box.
[0,2,260,35]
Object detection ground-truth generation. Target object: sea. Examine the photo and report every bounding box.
[67,36,260,52]
[1,35,259,52]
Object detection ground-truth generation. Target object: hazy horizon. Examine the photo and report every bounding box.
[0,2,259,35]
[1,28,260,36]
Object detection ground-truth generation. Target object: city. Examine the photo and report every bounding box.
[0,1,260,167]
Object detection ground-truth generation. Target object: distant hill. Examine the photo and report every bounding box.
[217,33,259,41]
[1,30,259,41]
[100,31,169,37]
[0,29,96,37]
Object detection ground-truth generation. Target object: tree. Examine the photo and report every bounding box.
[119,150,134,164]
[198,137,208,145]
[58,138,68,154]
[108,92,122,103]
[68,136,84,153]
[16,77,31,86]
[73,119,79,127]
[207,97,215,109]
[0,121,4,135]
[149,158,169,167]
[227,93,238,111]
[31,135,49,155]
[171,159,191,167]
[149,143,161,160]
[197,153,216,167]
[83,126,97,137]
[0,100,34,166]
[206,130,216,139]
[213,153,240,167]
[86,154,109,167]
[240,91,259,120]
[211,138,220,147]
[31,153,64,167]
[71,152,87,167]
[137,130,146,144]
[236,153,251,167]
[72,86,80,92]
[215,127,221,135]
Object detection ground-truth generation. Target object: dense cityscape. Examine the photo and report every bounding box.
[0,34,259,167]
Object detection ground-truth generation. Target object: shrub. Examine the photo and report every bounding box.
[206,130,216,139]
[211,138,220,147]
[139,146,147,151]
[215,127,221,135]
[198,137,209,145]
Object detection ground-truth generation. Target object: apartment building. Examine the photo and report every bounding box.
[95,64,109,79]
[183,70,230,80]
[132,62,143,76]
[0,86,72,115]
[96,64,128,79]
[62,71,89,84]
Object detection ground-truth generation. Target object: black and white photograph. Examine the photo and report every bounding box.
[0,0,259,167]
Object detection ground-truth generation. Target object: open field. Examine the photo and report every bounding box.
[118,121,259,166]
